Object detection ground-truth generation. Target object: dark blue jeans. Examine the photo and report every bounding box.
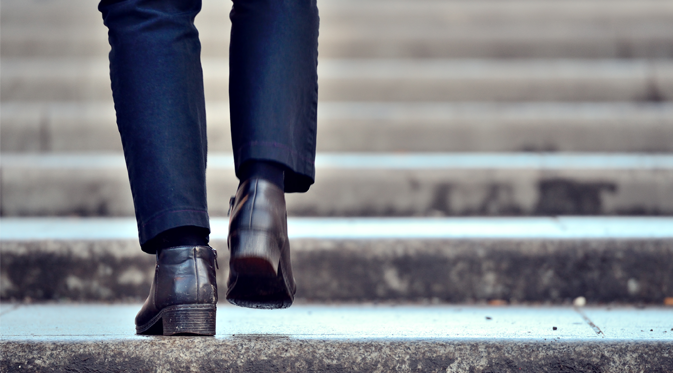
[98,0,319,250]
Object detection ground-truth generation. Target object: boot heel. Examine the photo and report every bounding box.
[161,305,216,336]
[229,230,281,277]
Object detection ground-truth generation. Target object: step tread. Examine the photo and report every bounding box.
[2,304,670,371]
[1,304,670,341]
[2,217,673,241]
[6,0,673,21]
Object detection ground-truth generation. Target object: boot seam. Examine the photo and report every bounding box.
[193,247,200,303]
[153,253,159,309]
[249,179,258,229]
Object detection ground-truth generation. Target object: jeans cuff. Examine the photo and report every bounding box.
[138,208,210,253]
[235,141,315,193]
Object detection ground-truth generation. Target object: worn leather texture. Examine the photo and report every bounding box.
[135,245,218,328]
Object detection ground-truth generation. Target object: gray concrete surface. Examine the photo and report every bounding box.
[2,217,672,303]
[3,153,673,216]
[4,102,673,153]
[2,304,671,340]
[4,57,673,102]
[4,0,673,59]
[0,304,671,372]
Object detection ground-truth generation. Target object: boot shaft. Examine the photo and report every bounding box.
[155,245,218,308]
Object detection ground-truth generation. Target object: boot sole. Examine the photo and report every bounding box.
[136,304,216,336]
[226,231,295,309]
[226,260,294,309]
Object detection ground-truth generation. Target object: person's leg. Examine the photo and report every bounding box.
[99,0,210,252]
[99,0,217,335]
[229,0,320,193]
[225,0,319,309]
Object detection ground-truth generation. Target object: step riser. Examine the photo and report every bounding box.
[2,239,671,303]
[4,103,673,153]
[5,35,673,59]
[3,164,673,216]
[4,60,673,102]
[1,339,670,373]
[4,75,672,103]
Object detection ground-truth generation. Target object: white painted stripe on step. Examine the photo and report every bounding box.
[281,217,673,240]
[3,153,673,170]
[311,153,673,169]
[0,218,138,240]
[1,217,672,241]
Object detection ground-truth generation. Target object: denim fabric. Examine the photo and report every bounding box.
[229,0,319,193]
[98,0,318,250]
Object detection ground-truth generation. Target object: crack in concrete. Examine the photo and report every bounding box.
[574,307,604,338]
[0,304,22,317]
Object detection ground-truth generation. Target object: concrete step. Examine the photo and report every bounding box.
[7,25,673,60]
[4,102,673,153]
[1,217,672,303]
[8,0,673,23]
[3,58,673,102]
[4,0,673,59]
[2,153,673,217]
[1,304,671,372]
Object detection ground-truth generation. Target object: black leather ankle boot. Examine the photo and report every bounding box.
[226,178,296,309]
[135,245,218,335]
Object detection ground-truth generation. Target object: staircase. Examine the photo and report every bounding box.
[1,0,672,371]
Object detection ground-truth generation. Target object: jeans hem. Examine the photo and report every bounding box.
[138,208,210,253]
[235,141,315,193]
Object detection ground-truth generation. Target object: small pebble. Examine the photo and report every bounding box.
[485,316,492,320]
[553,327,557,331]
[650,329,653,332]
[573,296,586,307]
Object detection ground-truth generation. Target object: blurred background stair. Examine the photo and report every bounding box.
[1,0,672,371]
[4,0,673,218]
